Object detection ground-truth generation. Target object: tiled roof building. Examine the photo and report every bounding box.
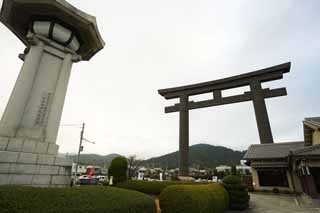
[244,117,320,198]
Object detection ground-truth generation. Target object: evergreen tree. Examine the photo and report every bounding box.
[109,156,128,184]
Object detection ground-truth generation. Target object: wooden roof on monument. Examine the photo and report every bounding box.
[0,0,105,60]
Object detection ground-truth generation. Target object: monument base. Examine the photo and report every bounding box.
[0,136,72,187]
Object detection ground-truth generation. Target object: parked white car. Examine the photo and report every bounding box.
[96,175,107,182]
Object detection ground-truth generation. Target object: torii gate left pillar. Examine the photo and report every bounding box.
[179,95,189,176]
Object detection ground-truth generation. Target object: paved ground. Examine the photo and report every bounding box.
[227,193,320,213]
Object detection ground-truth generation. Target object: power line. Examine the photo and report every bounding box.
[83,138,95,144]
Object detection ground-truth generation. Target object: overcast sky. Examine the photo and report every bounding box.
[0,0,319,159]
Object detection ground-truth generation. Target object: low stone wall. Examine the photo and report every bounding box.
[0,136,72,187]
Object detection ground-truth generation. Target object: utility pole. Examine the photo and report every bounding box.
[74,123,85,182]
[73,123,95,184]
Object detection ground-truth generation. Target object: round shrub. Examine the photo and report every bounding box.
[222,175,250,210]
[0,186,156,213]
[109,156,128,184]
[222,175,242,184]
[223,183,247,191]
[116,180,208,195]
[159,183,229,213]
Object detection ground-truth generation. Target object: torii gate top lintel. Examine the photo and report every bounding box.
[158,62,290,100]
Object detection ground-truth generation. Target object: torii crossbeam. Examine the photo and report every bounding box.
[158,62,291,176]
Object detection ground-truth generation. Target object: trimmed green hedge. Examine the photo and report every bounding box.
[222,175,250,210]
[159,183,229,213]
[116,180,206,195]
[0,186,156,213]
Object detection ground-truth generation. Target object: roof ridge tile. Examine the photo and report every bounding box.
[292,144,320,154]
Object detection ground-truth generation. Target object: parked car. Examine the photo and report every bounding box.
[77,178,99,185]
[96,175,107,182]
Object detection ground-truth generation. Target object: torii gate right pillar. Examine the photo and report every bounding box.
[250,81,274,144]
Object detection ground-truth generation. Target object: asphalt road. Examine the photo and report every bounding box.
[227,193,320,213]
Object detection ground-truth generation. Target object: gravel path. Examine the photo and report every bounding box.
[227,193,320,213]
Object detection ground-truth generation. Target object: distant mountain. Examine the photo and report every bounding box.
[64,144,245,169]
[142,144,246,169]
[67,153,121,167]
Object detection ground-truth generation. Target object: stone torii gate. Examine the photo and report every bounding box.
[158,62,291,176]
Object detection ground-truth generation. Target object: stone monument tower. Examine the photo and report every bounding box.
[0,0,104,187]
